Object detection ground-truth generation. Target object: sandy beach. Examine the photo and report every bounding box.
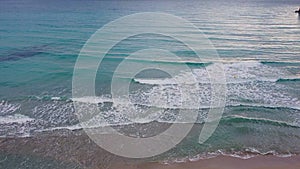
[1,130,299,169]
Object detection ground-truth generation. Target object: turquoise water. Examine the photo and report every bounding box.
[0,0,300,160]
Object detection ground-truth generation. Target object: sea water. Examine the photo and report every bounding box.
[0,0,300,162]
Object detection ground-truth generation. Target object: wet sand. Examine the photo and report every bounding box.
[133,155,300,169]
[0,130,299,169]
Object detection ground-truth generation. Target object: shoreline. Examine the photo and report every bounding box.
[132,155,300,169]
[0,130,300,169]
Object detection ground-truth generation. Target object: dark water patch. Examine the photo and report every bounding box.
[276,78,300,83]
[102,56,211,68]
[261,61,300,66]
[221,115,300,128]
[227,104,300,111]
[0,44,51,62]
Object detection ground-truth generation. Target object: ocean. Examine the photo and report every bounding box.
[0,0,300,166]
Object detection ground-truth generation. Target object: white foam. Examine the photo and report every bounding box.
[38,124,83,132]
[51,97,62,101]
[134,78,176,85]
[0,114,34,124]
[71,96,112,104]
[0,101,20,115]
[223,61,289,83]
[133,61,294,85]
[28,61,298,128]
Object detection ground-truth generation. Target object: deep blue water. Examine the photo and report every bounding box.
[0,0,300,160]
